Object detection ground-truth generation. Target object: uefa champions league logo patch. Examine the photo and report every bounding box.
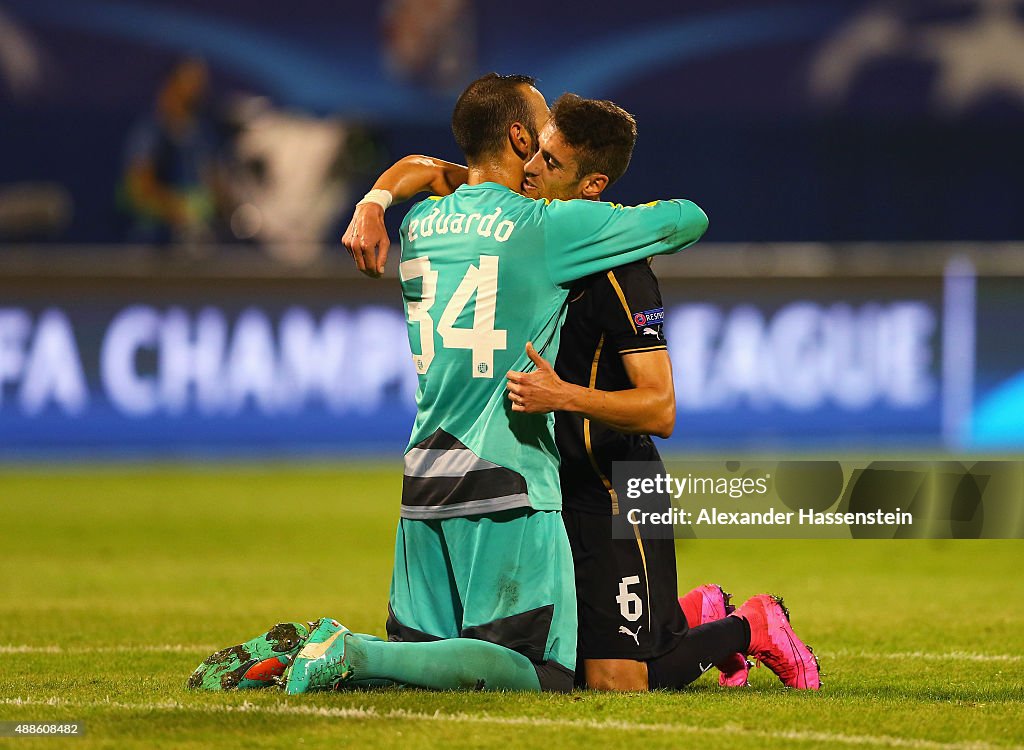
[633,307,665,327]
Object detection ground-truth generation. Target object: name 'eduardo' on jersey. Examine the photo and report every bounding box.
[407,206,516,243]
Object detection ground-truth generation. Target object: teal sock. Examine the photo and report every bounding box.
[341,634,398,688]
[343,636,541,692]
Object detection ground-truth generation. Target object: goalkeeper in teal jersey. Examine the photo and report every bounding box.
[396,161,707,523]
[188,73,706,694]
[356,72,703,693]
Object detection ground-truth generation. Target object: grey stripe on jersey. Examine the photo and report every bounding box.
[399,493,532,520]
[404,447,503,478]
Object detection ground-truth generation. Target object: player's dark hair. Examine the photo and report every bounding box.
[451,73,539,162]
[549,93,637,186]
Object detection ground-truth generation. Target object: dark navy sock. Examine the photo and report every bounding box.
[647,616,750,689]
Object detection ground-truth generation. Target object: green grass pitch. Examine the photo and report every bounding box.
[1,463,1022,749]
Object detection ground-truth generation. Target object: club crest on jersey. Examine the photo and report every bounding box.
[633,307,665,327]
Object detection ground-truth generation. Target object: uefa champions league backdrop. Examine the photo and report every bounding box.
[2,251,1021,458]
[2,0,1024,458]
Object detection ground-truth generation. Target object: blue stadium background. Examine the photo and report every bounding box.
[1,0,1022,457]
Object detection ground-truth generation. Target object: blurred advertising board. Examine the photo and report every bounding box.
[0,250,1019,458]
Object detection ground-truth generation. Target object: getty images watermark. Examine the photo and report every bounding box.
[623,471,912,527]
[610,460,1024,540]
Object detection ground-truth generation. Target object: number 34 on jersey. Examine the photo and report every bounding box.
[400,254,508,379]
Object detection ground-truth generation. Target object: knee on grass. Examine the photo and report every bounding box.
[584,659,649,692]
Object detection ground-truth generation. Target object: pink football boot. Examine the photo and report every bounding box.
[732,594,821,690]
[678,584,751,687]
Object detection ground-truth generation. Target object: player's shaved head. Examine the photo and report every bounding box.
[451,73,544,163]
[549,93,637,186]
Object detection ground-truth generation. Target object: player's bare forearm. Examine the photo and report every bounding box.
[561,382,675,438]
[506,345,676,438]
[563,348,675,437]
[374,155,467,202]
[343,156,468,278]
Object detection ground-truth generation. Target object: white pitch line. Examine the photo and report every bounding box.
[818,650,1023,664]
[3,645,1022,663]
[0,697,1017,750]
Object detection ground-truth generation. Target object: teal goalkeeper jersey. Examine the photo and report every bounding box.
[397,182,707,520]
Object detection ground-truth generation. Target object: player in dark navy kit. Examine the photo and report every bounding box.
[498,95,747,690]
[540,258,712,688]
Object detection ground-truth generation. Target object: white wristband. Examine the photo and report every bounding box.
[357,189,393,211]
